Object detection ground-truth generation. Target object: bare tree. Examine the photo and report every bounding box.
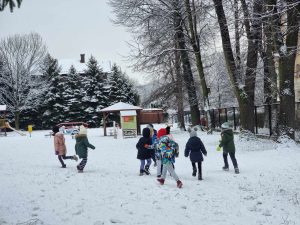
[0,0,22,12]
[0,33,47,129]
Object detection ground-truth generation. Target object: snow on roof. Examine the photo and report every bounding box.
[59,59,112,74]
[0,105,7,111]
[100,102,142,112]
[120,110,137,116]
[142,108,163,111]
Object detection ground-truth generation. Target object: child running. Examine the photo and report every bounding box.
[184,126,207,180]
[75,125,95,173]
[217,122,239,174]
[136,127,152,175]
[52,126,78,168]
[156,128,182,188]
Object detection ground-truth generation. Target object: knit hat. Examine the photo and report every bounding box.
[221,122,230,129]
[157,128,167,139]
[142,127,151,138]
[187,126,198,137]
[52,126,59,134]
[79,125,87,135]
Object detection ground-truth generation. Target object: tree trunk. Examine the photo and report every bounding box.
[14,111,20,130]
[173,0,200,126]
[277,0,299,139]
[174,43,186,131]
[184,0,211,129]
[213,0,262,133]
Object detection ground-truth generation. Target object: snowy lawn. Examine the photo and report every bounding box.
[1,126,300,225]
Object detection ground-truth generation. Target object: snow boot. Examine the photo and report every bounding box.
[234,168,239,174]
[177,180,183,188]
[61,164,66,168]
[144,165,150,175]
[157,178,165,185]
[198,173,203,180]
[192,168,197,177]
[73,155,78,161]
[139,169,144,176]
[222,166,229,171]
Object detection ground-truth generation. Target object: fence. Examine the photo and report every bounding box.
[182,102,300,137]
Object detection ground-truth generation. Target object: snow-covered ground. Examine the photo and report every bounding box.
[1,125,300,225]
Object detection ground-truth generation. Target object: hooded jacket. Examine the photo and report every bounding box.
[185,136,207,162]
[75,134,95,158]
[219,129,235,153]
[136,127,152,160]
[54,132,67,155]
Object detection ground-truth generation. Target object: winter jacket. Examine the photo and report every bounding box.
[136,128,152,160]
[54,132,67,155]
[75,134,95,158]
[219,129,235,153]
[158,135,179,165]
[184,136,207,162]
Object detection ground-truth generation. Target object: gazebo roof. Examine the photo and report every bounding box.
[100,102,142,112]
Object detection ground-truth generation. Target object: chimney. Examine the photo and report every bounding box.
[80,54,85,63]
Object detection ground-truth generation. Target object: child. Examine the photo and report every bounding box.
[217,122,239,174]
[184,126,207,180]
[146,124,157,167]
[52,126,78,168]
[136,127,152,176]
[156,128,182,188]
[75,125,95,173]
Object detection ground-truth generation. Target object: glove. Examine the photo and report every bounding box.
[55,151,59,155]
[204,153,207,156]
[216,146,221,152]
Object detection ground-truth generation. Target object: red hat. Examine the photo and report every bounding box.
[157,128,167,139]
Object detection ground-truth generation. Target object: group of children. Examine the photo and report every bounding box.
[52,125,95,173]
[136,122,239,189]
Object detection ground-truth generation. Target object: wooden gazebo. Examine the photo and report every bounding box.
[100,102,143,136]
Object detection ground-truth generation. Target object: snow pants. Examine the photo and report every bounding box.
[78,157,87,170]
[58,154,73,166]
[223,152,238,168]
[162,163,179,181]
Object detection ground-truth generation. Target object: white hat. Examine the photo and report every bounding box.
[187,126,198,137]
[221,122,230,129]
[79,125,87,135]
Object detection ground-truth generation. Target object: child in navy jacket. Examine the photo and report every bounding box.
[184,127,207,180]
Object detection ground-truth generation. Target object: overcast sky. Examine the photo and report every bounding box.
[0,0,146,84]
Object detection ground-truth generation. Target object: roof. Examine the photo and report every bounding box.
[100,102,142,112]
[59,59,112,74]
[0,105,7,111]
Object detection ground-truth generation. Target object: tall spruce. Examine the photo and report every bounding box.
[108,64,127,104]
[82,56,107,127]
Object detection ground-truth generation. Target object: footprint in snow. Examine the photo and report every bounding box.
[94,221,105,225]
[110,218,123,223]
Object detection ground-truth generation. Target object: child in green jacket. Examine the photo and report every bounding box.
[75,125,95,173]
[217,122,239,174]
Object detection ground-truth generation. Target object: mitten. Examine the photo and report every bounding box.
[216,146,221,151]
[55,151,59,155]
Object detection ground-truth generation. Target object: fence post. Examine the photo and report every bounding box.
[225,108,228,122]
[254,106,258,134]
[233,107,236,130]
[268,104,272,136]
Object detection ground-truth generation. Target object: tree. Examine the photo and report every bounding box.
[0,0,22,12]
[0,33,47,129]
[81,56,107,127]
[108,64,127,104]
[212,0,263,133]
[40,54,62,128]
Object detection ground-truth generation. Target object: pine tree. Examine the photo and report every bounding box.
[108,64,127,104]
[81,56,107,127]
[41,55,64,128]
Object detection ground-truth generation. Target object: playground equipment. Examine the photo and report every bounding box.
[0,105,26,136]
[0,121,26,136]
